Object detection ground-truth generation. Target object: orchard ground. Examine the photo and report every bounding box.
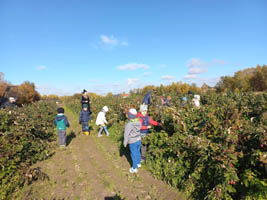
[14,106,185,200]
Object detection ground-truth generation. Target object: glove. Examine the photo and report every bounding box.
[123,141,127,148]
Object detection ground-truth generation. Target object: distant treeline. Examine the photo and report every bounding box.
[216,64,267,92]
[132,64,267,96]
[0,79,40,105]
[1,64,266,103]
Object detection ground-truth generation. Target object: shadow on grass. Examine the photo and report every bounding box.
[104,193,125,200]
[89,126,94,132]
[119,138,132,167]
[66,131,76,146]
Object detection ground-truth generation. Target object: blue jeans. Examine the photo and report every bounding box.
[81,122,89,131]
[129,140,141,169]
[98,126,109,136]
[58,130,66,146]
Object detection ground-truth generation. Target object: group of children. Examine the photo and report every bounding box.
[182,94,201,108]
[54,90,110,148]
[123,104,160,173]
[54,90,199,173]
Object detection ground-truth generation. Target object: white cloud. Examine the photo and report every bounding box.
[183,74,197,79]
[198,77,220,86]
[36,84,77,96]
[92,84,105,88]
[96,35,129,48]
[213,59,227,65]
[127,78,139,85]
[142,72,151,77]
[121,41,128,46]
[100,35,118,45]
[161,64,167,68]
[111,83,120,87]
[187,58,227,68]
[161,75,176,80]
[36,66,46,70]
[183,76,220,87]
[117,63,150,70]
[188,67,207,74]
[88,79,99,83]
[187,58,206,68]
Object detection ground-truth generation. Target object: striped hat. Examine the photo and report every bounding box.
[128,108,137,119]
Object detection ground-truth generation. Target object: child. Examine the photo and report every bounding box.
[192,94,201,108]
[181,97,187,107]
[54,107,70,148]
[137,104,160,161]
[79,104,91,135]
[96,106,109,137]
[123,108,142,173]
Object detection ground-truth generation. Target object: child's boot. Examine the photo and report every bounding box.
[104,126,109,136]
[129,167,138,173]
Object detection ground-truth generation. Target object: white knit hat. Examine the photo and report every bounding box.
[9,97,16,102]
[103,106,108,112]
[129,108,137,115]
[140,104,148,112]
[194,95,200,101]
[128,108,137,119]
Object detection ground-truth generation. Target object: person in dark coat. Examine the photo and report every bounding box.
[0,97,16,109]
[80,89,91,113]
[79,104,91,135]
[142,92,151,105]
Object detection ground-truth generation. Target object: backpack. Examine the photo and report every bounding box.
[56,118,66,130]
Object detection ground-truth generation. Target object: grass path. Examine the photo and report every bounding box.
[14,107,185,200]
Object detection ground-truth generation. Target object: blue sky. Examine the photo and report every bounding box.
[0,0,266,96]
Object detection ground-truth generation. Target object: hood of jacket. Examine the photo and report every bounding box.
[124,119,141,145]
[56,114,65,121]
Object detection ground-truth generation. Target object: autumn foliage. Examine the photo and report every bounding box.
[216,64,267,92]
[0,81,40,106]
[0,101,57,199]
[65,90,267,200]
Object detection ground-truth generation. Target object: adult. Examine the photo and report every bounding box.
[142,92,151,105]
[0,97,16,109]
[80,89,91,113]
[160,95,171,107]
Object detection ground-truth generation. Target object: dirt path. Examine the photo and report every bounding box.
[14,107,185,200]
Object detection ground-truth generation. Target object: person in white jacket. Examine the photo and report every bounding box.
[192,94,201,108]
[96,106,109,137]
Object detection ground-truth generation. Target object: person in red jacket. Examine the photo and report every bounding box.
[137,104,160,161]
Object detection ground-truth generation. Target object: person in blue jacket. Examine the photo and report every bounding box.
[142,92,151,105]
[54,107,70,148]
[79,104,91,135]
[181,97,187,106]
